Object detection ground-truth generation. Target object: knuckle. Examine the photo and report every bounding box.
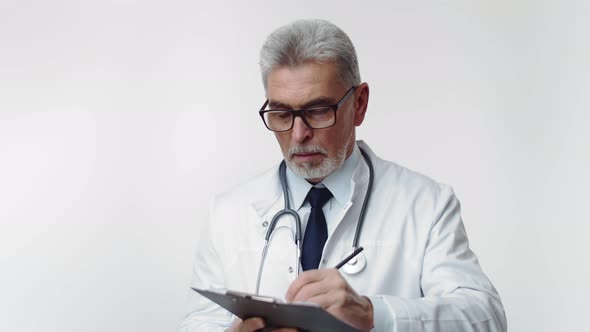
[337,288,348,298]
[297,272,310,283]
[297,284,312,300]
[334,278,347,289]
[334,289,349,305]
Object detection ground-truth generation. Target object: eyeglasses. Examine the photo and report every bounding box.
[259,86,356,132]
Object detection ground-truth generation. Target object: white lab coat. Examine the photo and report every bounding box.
[179,141,507,331]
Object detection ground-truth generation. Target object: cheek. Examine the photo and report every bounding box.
[274,133,290,152]
[326,121,354,153]
[318,131,342,153]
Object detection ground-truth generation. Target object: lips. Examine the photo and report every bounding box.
[288,145,328,161]
[292,152,324,162]
[294,152,320,157]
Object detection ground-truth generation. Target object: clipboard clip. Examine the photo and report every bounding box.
[226,290,285,304]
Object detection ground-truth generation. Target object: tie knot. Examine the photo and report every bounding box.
[307,187,333,208]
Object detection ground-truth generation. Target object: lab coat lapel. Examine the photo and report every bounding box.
[322,142,372,265]
[247,169,298,298]
[246,165,283,236]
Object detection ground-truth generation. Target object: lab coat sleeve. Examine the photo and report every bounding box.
[177,197,234,332]
[368,185,507,331]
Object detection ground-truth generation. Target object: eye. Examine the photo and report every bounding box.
[267,111,292,121]
[305,107,332,118]
[277,112,291,119]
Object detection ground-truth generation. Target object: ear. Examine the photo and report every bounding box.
[353,83,369,126]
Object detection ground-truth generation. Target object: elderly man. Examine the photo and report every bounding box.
[179,19,506,332]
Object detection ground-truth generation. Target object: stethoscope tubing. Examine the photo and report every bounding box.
[255,147,373,294]
[352,147,374,248]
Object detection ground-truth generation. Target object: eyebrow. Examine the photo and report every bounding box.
[268,96,335,110]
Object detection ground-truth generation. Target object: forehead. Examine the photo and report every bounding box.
[266,62,345,108]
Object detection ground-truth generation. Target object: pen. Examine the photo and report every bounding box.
[334,247,364,269]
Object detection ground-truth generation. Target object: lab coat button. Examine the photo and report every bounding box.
[288,266,294,273]
[262,221,268,228]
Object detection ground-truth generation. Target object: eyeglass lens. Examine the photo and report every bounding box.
[263,107,335,131]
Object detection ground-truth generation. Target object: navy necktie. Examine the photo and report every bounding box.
[301,187,333,271]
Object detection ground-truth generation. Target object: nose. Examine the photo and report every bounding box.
[291,116,313,143]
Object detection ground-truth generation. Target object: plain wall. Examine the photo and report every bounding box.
[1,1,588,331]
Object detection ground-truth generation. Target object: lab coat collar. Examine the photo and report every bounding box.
[248,165,283,220]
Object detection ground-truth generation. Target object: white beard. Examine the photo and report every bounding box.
[285,143,349,180]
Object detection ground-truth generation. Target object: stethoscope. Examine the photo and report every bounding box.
[255,147,374,295]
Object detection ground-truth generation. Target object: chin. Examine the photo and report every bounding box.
[287,157,342,180]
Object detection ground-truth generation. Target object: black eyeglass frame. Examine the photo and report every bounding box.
[258,86,357,132]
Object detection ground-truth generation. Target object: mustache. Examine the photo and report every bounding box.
[288,145,328,158]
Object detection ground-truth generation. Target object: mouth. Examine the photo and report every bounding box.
[291,152,324,162]
[287,145,328,164]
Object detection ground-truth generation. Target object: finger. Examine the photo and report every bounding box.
[303,287,344,309]
[290,276,330,302]
[285,269,331,301]
[240,317,265,331]
[228,318,243,331]
[294,269,349,301]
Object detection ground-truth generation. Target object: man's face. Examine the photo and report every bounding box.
[266,62,366,183]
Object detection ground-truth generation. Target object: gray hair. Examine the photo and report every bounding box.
[259,19,361,91]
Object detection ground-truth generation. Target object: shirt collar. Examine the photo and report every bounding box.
[285,143,362,210]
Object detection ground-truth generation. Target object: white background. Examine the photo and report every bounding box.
[1,1,588,331]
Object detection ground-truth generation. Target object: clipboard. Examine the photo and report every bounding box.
[193,288,361,332]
